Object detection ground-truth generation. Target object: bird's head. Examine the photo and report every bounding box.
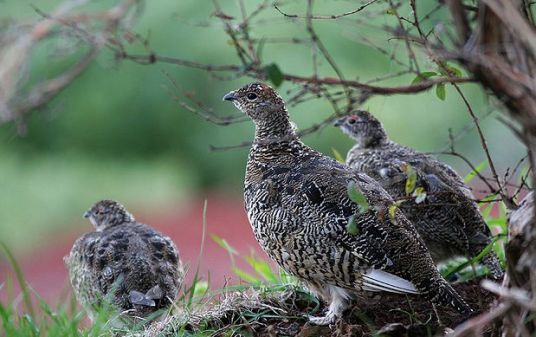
[333,110,387,147]
[222,82,286,124]
[83,199,135,231]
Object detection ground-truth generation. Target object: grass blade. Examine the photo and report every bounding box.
[0,242,35,318]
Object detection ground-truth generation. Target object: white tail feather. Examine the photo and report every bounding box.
[362,283,385,292]
[363,269,419,294]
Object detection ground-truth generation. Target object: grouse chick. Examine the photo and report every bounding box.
[223,83,473,325]
[65,200,184,322]
[334,111,502,279]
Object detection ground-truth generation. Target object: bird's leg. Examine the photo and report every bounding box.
[308,286,350,325]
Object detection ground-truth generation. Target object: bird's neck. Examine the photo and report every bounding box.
[248,113,308,171]
[356,132,389,149]
[253,112,298,145]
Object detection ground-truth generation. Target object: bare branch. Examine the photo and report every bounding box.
[273,0,379,20]
[451,83,517,209]
[0,0,142,127]
[11,47,99,121]
[282,74,473,95]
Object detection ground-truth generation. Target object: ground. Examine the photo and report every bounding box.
[140,278,497,337]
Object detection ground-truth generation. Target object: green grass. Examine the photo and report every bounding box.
[1,242,117,337]
[0,200,300,337]
[0,237,301,337]
[0,249,502,337]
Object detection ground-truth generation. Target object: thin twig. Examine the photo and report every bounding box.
[274,0,379,19]
[448,303,512,337]
[452,83,517,209]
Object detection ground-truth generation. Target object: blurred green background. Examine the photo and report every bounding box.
[0,0,526,253]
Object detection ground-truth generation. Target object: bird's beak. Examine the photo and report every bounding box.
[333,117,346,127]
[83,211,91,219]
[222,91,237,101]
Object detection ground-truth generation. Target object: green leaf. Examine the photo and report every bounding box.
[386,8,396,15]
[331,147,345,163]
[435,83,446,100]
[480,199,494,218]
[211,234,238,256]
[518,165,531,186]
[192,280,209,296]
[438,64,463,78]
[443,239,497,279]
[347,182,369,213]
[412,186,427,204]
[464,160,488,184]
[447,65,463,77]
[412,186,424,195]
[402,163,417,195]
[346,215,359,235]
[411,71,437,84]
[415,193,426,204]
[264,63,284,87]
[245,256,278,283]
[388,203,398,221]
[232,267,261,284]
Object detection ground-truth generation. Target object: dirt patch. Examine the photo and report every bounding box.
[138,278,498,337]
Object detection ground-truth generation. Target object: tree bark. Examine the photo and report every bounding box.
[447,1,536,335]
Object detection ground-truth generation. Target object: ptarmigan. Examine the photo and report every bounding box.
[223,83,473,325]
[65,199,184,322]
[334,111,503,279]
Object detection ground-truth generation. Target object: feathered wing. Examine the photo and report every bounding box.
[291,156,470,313]
[348,145,503,277]
[352,143,472,198]
[362,270,418,294]
[274,157,421,294]
[246,161,415,297]
[416,158,473,198]
[413,160,502,277]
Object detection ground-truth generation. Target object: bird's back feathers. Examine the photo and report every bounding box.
[66,222,183,319]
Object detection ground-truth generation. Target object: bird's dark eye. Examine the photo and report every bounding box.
[348,118,356,125]
[246,92,258,100]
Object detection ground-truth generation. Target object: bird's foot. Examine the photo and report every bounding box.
[307,311,338,326]
[307,285,349,326]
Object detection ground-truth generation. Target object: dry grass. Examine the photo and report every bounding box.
[130,278,498,337]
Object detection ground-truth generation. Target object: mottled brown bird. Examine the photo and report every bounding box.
[223,83,473,325]
[334,111,502,279]
[65,200,184,323]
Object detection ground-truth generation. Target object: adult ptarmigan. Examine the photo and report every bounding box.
[65,199,184,323]
[223,83,473,325]
[334,111,503,280]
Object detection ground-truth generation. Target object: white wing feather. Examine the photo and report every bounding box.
[362,269,419,294]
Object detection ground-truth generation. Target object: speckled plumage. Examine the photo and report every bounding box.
[223,83,473,325]
[334,111,503,279]
[65,200,183,322]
